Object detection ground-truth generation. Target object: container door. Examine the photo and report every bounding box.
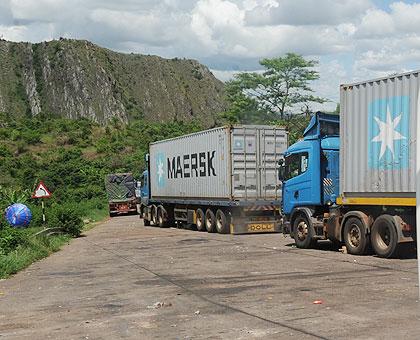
[258,128,287,200]
[231,127,288,200]
[231,127,259,200]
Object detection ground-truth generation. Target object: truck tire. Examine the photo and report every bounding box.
[343,217,369,255]
[293,215,316,249]
[142,209,151,226]
[216,209,229,234]
[157,206,167,228]
[151,205,158,226]
[205,209,216,233]
[371,215,399,258]
[196,208,206,232]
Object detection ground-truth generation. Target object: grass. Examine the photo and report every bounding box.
[0,204,109,279]
[82,206,109,232]
[0,231,71,279]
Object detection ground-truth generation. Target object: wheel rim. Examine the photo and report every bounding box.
[206,214,213,229]
[197,213,203,228]
[296,221,308,241]
[375,225,391,250]
[348,224,361,248]
[216,215,223,231]
[152,209,157,224]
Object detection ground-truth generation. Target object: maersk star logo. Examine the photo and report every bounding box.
[156,153,166,187]
[368,96,410,170]
[371,106,406,159]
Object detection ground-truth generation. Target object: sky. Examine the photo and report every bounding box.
[1,0,420,111]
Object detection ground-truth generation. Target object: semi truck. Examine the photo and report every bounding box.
[105,173,138,217]
[138,125,288,234]
[279,71,418,258]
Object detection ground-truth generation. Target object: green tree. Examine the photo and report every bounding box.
[223,53,327,122]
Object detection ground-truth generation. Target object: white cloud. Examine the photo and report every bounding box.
[391,1,420,32]
[244,0,372,26]
[210,69,239,82]
[354,46,420,72]
[356,9,395,38]
[10,0,78,22]
[0,24,27,41]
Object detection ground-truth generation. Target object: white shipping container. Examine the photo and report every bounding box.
[340,70,420,198]
[149,126,288,202]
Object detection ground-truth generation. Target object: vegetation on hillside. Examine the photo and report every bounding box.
[0,112,202,277]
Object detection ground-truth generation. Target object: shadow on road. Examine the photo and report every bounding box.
[285,240,417,259]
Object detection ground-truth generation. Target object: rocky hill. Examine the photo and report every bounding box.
[0,39,226,126]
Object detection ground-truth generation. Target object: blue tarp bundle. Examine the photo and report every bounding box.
[5,203,32,227]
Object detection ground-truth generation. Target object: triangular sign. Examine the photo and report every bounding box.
[32,181,52,198]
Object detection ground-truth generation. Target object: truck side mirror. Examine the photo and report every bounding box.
[278,159,285,181]
[145,154,150,164]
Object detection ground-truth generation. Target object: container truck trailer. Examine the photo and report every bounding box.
[279,71,418,258]
[138,125,288,234]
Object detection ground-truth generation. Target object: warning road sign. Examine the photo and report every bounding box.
[32,181,52,199]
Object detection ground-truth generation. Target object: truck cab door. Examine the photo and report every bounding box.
[140,171,150,204]
[282,151,312,214]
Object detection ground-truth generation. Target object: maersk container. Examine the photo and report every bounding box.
[340,71,420,198]
[149,125,288,202]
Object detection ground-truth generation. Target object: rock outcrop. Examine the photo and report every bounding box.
[0,39,226,126]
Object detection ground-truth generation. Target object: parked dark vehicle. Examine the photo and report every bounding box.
[105,173,138,217]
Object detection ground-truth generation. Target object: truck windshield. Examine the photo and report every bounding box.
[320,120,339,136]
[284,152,309,180]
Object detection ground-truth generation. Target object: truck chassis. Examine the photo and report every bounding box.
[138,200,281,234]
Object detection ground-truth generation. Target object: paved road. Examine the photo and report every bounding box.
[0,215,419,339]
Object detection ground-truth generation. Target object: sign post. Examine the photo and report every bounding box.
[32,181,52,225]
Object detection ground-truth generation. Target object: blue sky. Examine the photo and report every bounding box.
[1,0,420,112]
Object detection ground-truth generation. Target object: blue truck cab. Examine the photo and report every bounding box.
[139,169,150,201]
[279,112,340,248]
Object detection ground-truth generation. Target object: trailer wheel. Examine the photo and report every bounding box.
[157,206,167,228]
[142,209,151,226]
[216,209,229,234]
[343,217,369,255]
[151,205,158,226]
[196,208,206,232]
[205,209,216,233]
[293,215,316,249]
[371,215,399,258]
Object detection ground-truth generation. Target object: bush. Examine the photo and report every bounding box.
[0,227,28,255]
[49,205,84,237]
[0,145,12,157]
